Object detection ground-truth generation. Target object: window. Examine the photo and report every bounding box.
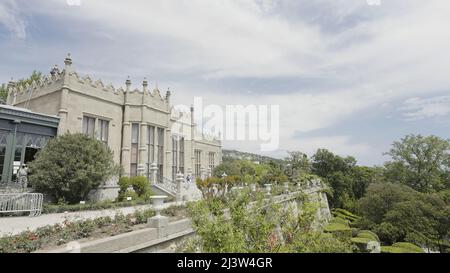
[171,136,185,180]
[156,128,164,180]
[179,137,184,176]
[82,116,109,144]
[130,123,139,177]
[98,119,109,144]
[172,135,178,180]
[195,149,201,177]
[209,152,215,173]
[82,116,95,137]
[146,125,155,180]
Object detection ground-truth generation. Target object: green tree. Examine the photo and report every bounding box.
[357,183,449,251]
[311,149,357,209]
[384,134,450,192]
[0,71,42,101]
[212,160,241,177]
[16,70,42,88]
[311,149,356,178]
[0,83,7,102]
[351,166,381,199]
[284,151,311,180]
[29,133,120,204]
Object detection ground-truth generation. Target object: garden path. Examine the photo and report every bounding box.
[0,201,185,237]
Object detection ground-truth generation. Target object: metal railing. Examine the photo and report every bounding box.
[0,193,44,217]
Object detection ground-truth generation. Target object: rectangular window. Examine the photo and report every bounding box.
[146,125,155,180]
[82,116,95,137]
[172,135,178,180]
[179,137,184,176]
[195,149,201,177]
[147,126,155,163]
[209,152,215,173]
[156,128,164,180]
[130,123,139,177]
[97,119,109,144]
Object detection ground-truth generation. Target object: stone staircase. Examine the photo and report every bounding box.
[152,177,177,197]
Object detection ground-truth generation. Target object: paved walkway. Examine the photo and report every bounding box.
[0,201,185,237]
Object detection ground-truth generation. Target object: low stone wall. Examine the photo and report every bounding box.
[37,218,194,253]
[36,187,331,253]
[87,185,120,202]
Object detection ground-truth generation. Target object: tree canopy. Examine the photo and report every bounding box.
[0,70,42,101]
[29,133,119,204]
[384,134,450,192]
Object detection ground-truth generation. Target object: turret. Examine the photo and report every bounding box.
[64,53,72,71]
[165,88,171,104]
[6,78,16,105]
[142,78,149,93]
[125,76,131,92]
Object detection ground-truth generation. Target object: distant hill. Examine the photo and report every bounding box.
[222,149,285,165]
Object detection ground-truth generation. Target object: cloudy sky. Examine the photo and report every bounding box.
[1,0,449,165]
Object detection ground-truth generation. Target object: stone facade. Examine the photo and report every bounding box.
[6,54,222,199]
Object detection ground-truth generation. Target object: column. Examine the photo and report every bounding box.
[121,77,132,176]
[57,88,69,135]
[121,121,131,176]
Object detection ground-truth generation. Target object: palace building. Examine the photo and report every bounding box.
[4,54,222,198]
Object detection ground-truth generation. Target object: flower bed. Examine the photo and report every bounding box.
[0,205,187,253]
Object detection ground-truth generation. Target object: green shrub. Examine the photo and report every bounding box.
[130,176,149,196]
[330,217,349,226]
[324,223,352,238]
[381,245,423,253]
[118,190,139,202]
[392,242,424,253]
[381,246,400,253]
[29,133,120,204]
[332,208,359,222]
[117,176,153,202]
[118,177,131,193]
[350,237,372,247]
[357,230,380,242]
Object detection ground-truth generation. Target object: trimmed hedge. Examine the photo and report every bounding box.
[330,217,349,226]
[324,222,352,238]
[351,237,372,244]
[357,230,380,242]
[381,245,423,253]
[392,242,424,253]
[324,223,351,232]
[381,246,404,253]
[332,208,359,222]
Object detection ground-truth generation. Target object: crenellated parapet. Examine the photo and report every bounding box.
[7,53,173,113]
[7,71,65,106]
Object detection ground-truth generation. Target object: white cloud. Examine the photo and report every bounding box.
[0,0,26,39]
[3,0,450,164]
[401,96,450,121]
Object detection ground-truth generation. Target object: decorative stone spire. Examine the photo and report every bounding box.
[125,76,131,92]
[7,78,16,105]
[165,88,171,102]
[142,77,148,92]
[7,78,15,90]
[64,53,72,68]
[190,104,195,127]
[50,65,60,76]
